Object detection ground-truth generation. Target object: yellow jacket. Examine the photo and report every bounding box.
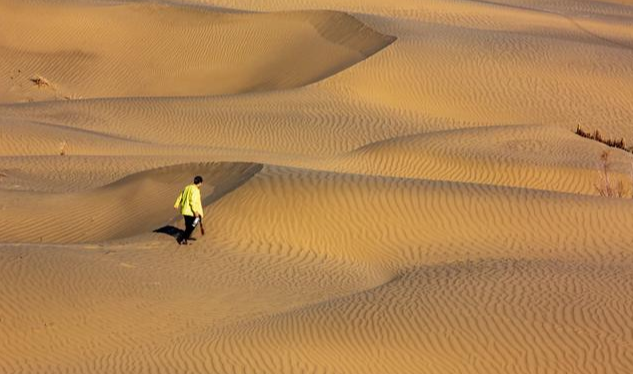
[174,184,204,217]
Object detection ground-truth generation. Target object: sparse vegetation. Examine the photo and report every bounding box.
[30,76,51,89]
[28,75,77,101]
[575,127,633,198]
[594,150,632,198]
[576,125,631,153]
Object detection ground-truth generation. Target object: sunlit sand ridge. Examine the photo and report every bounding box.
[1,0,633,372]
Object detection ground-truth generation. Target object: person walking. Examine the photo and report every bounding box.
[174,175,204,245]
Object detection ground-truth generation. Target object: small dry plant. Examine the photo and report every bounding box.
[595,150,631,198]
[59,141,68,156]
[576,125,631,153]
[30,76,51,89]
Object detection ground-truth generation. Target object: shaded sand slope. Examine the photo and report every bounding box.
[0,156,237,193]
[0,162,261,243]
[0,1,395,103]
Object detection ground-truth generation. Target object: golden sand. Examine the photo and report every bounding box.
[1,0,633,372]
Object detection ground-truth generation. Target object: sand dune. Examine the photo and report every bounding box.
[0,1,394,103]
[328,124,633,194]
[2,165,633,372]
[189,260,633,374]
[0,162,261,243]
[0,155,233,192]
[1,0,633,372]
[208,165,633,265]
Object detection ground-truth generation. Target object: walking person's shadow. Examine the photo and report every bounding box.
[154,225,202,244]
[154,225,183,240]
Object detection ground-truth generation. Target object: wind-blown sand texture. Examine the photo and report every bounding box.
[1,0,633,372]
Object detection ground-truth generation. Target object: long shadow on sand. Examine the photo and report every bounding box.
[154,225,184,242]
[154,225,202,244]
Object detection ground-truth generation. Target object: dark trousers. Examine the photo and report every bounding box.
[182,215,197,241]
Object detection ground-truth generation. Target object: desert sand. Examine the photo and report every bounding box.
[1,0,633,372]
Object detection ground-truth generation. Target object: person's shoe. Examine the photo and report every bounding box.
[180,239,188,245]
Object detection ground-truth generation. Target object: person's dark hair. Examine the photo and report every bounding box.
[194,176,203,185]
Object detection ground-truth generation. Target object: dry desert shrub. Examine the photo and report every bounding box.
[30,76,51,89]
[575,127,633,198]
[59,141,68,156]
[576,125,630,153]
[595,151,631,198]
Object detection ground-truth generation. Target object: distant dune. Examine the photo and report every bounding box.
[0,2,395,102]
[1,0,633,373]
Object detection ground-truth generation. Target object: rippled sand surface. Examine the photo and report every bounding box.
[1,0,633,372]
